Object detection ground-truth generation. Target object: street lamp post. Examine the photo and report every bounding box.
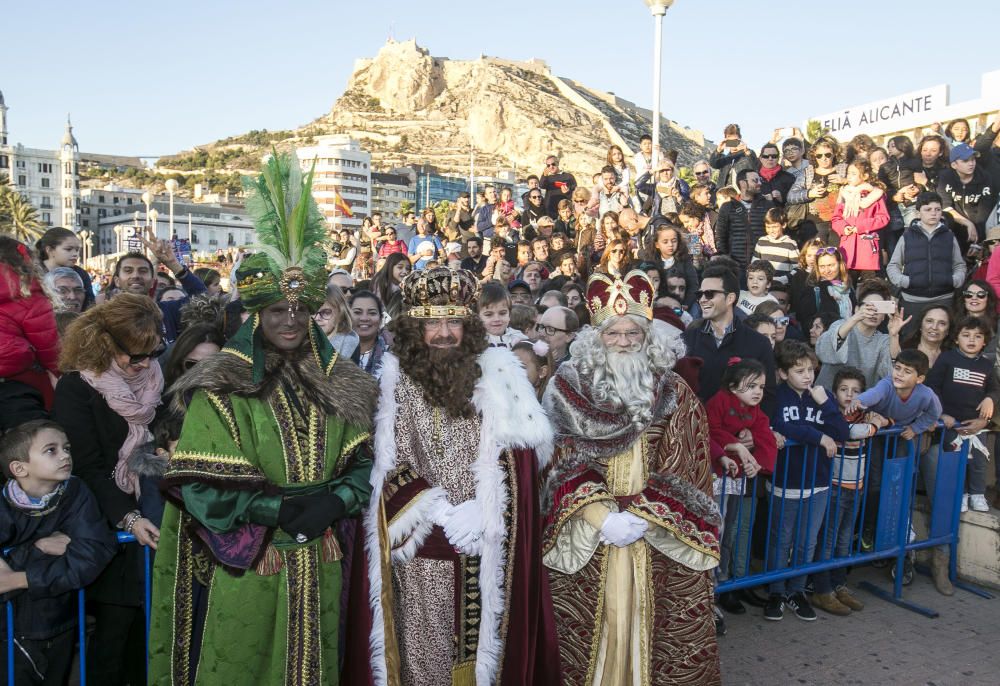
[644,0,675,167]
[165,179,179,239]
[141,191,152,229]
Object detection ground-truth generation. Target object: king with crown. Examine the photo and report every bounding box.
[149,153,379,685]
[344,266,561,686]
[542,270,723,685]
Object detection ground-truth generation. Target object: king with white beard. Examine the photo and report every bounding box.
[541,270,723,686]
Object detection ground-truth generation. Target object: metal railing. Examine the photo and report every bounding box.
[715,424,993,616]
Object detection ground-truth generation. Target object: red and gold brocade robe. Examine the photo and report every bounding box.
[542,366,722,686]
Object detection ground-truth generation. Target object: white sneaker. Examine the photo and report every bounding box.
[960,495,969,513]
[969,494,990,512]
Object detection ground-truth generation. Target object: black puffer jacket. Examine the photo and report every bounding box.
[715,195,775,269]
[0,477,117,639]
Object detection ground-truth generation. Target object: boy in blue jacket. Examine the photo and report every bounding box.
[766,340,850,622]
[0,419,117,685]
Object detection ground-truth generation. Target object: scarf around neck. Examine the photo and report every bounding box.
[4,479,67,514]
[80,360,163,496]
[759,165,781,182]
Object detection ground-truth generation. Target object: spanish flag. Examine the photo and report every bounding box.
[333,189,354,218]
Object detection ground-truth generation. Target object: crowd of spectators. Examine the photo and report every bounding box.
[2,114,1000,679]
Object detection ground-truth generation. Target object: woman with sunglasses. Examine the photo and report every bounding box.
[953,280,998,357]
[51,293,166,685]
[802,136,849,247]
[790,245,854,328]
[758,142,796,204]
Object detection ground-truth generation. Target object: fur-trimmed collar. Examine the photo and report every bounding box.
[168,347,377,431]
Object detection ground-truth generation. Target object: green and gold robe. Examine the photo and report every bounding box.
[149,318,378,686]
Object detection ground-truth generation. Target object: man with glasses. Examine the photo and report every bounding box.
[520,174,540,207]
[758,143,796,205]
[539,155,577,218]
[521,187,548,229]
[542,270,722,684]
[692,159,717,206]
[682,264,776,414]
[353,267,559,685]
[535,305,579,366]
[45,267,87,313]
[715,168,775,271]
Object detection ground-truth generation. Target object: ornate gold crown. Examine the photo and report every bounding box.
[400,267,480,319]
[586,270,655,326]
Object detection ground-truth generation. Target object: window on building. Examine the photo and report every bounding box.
[64,162,71,174]
[98,195,105,203]
[127,198,133,205]
[42,212,51,224]
[41,178,50,188]
[113,209,122,216]
[0,155,7,169]
[113,197,119,205]
[64,198,72,208]
[15,160,25,169]
[98,209,107,218]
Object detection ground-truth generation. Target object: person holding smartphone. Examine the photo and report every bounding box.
[814,278,907,388]
[710,123,759,189]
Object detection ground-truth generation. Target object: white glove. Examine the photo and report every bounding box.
[429,498,454,527]
[599,511,648,547]
[442,500,485,556]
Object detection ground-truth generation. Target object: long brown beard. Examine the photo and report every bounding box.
[390,315,488,419]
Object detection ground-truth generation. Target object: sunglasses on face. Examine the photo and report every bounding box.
[760,154,779,160]
[110,332,167,366]
[771,316,790,326]
[815,152,834,159]
[546,162,558,168]
[965,290,988,299]
[695,289,725,301]
[694,170,711,176]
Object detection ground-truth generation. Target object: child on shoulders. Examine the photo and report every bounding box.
[477,281,528,348]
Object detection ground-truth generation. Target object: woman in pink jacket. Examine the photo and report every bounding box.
[832,158,890,280]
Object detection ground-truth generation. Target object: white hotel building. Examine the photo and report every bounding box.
[295,135,370,232]
[0,90,81,230]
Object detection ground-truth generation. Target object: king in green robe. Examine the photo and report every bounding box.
[149,309,378,685]
[150,152,379,685]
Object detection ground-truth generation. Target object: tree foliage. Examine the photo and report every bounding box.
[0,177,45,243]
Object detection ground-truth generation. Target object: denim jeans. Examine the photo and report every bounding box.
[718,493,754,581]
[813,486,862,594]
[767,488,830,595]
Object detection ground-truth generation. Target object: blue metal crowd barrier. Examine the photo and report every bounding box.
[715,424,993,616]
[3,532,149,686]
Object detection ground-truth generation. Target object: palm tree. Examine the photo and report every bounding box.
[0,190,45,243]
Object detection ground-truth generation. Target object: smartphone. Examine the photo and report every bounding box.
[870,300,896,314]
[724,140,742,148]
[778,127,794,138]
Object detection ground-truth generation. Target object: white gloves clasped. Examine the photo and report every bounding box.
[440,499,485,556]
[600,511,648,547]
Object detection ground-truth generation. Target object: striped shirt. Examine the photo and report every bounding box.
[753,235,799,283]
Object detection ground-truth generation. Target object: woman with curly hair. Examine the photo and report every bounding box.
[803,135,849,246]
[953,279,998,357]
[51,293,165,685]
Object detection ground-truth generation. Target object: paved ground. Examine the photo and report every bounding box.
[719,565,998,686]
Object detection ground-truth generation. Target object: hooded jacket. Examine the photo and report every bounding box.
[0,263,59,378]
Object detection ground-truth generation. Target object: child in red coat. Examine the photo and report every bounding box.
[706,357,777,615]
[832,159,889,278]
[0,236,60,410]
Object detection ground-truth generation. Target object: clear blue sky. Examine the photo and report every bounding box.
[5,0,998,159]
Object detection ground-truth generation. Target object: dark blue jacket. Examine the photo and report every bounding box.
[770,383,850,495]
[0,477,117,639]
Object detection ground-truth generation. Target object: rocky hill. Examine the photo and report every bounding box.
[158,39,713,180]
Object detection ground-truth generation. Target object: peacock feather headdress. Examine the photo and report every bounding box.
[236,149,328,312]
